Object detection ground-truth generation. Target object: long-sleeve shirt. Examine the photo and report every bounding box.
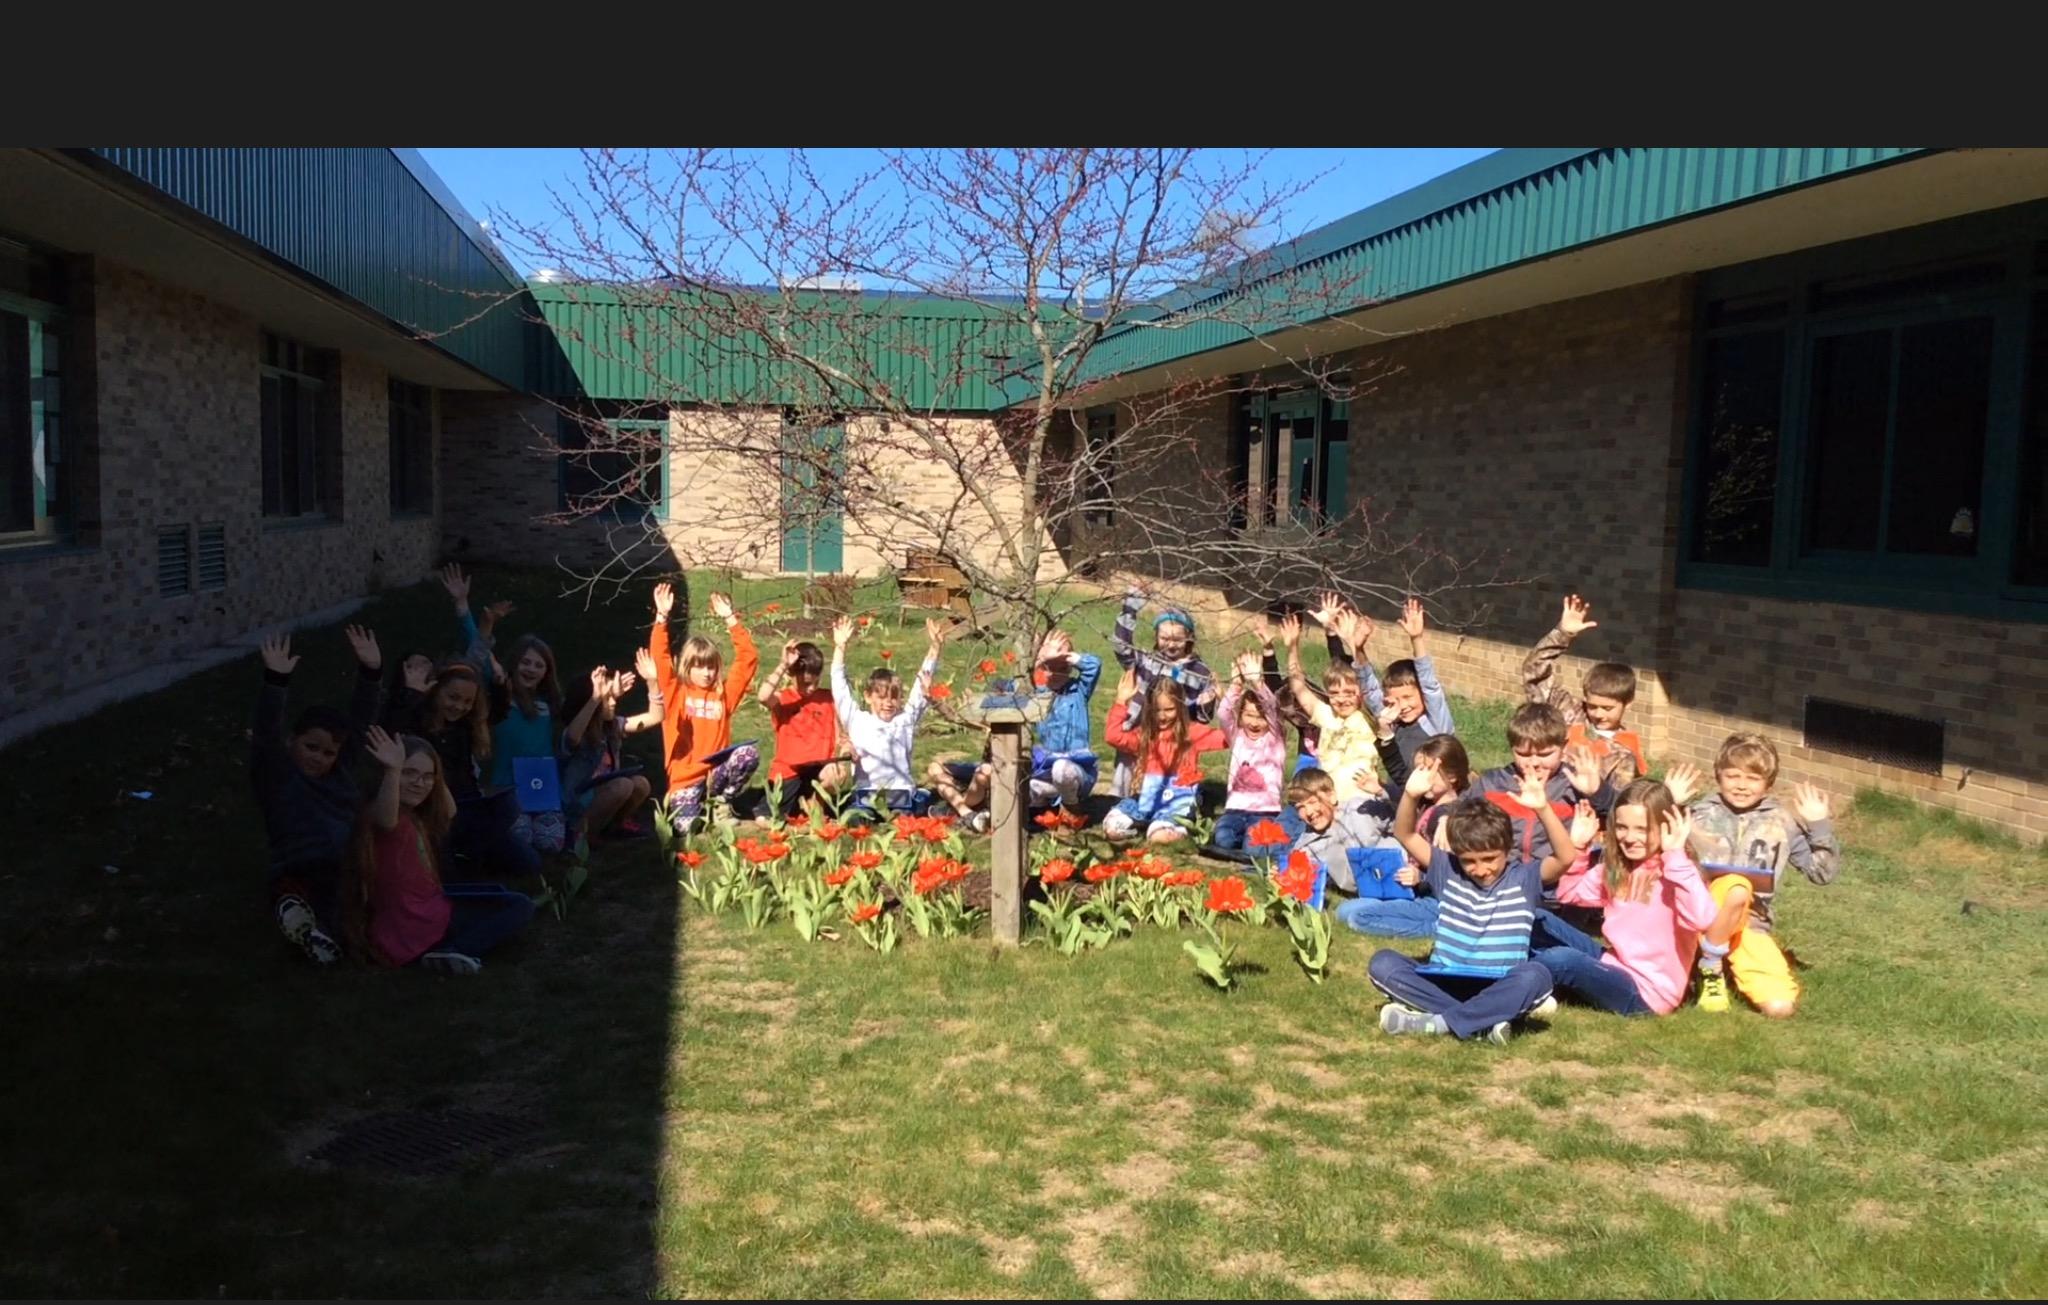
[1291,802,1402,892]
[1217,682,1286,813]
[1031,652,1100,756]
[1521,625,1643,788]
[1102,703,1228,787]
[1112,589,1218,724]
[651,617,759,792]
[250,663,383,881]
[1474,765,1616,865]
[1359,653,1456,749]
[833,653,935,792]
[1556,844,1716,1013]
[1303,701,1381,806]
[1683,793,1839,934]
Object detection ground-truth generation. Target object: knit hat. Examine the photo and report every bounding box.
[1153,610,1194,635]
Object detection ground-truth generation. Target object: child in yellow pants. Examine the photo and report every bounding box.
[1678,733,1840,1018]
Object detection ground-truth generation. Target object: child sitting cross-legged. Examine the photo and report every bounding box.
[1367,762,1581,1046]
[833,615,950,823]
[1101,667,1229,845]
[650,583,761,832]
[1207,650,1302,855]
[757,638,851,823]
[1533,778,1716,1017]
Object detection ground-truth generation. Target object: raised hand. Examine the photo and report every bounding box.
[1114,666,1140,704]
[781,639,802,671]
[1337,608,1375,652]
[1662,761,1702,808]
[590,666,611,697]
[1308,590,1344,627]
[1569,799,1600,850]
[1562,743,1602,795]
[1037,629,1074,665]
[479,600,515,631]
[924,617,953,648]
[1405,753,1441,799]
[259,634,299,676]
[1517,769,1550,811]
[490,655,507,686]
[1250,612,1275,648]
[1559,593,1597,637]
[1399,596,1428,641]
[343,624,382,671]
[634,646,658,683]
[611,669,638,701]
[439,563,470,606]
[708,591,735,622]
[1233,650,1262,683]
[831,614,856,649]
[364,725,405,770]
[653,583,676,619]
[1377,703,1404,734]
[1277,612,1304,648]
[1659,805,1693,855]
[1792,781,1832,824]
[1353,767,1385,798]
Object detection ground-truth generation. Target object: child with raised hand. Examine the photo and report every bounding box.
[250,625,386,966]
[1208,649,1300,854]
[1474,703,1616,864]
[1674,733,1840,1018]
[1251,610,1325,770]
[1284,766,1402,891]
[1027,629,1102,812]
[342,726,534,975]
[1367,758,1582,1045]
[1101,667,1229,845]
[1522,593,1646,789]
[1110,585,1219,795]
[757,638,849,822]
[1280,612,1382,809]
[560,665,653,843]
[650,583,760,831]
[1356,597,1456,767]
[833,614,949,821]
[1534,779,1716,1016]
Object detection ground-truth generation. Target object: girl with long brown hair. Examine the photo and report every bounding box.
[1101,668,1229,844]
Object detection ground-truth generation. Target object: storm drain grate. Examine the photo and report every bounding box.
[305,1108,544,1177]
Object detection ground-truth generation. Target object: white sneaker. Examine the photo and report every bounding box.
[1531,995,1559,1019]
[420,951,483,976]
[276,896,340,966]
[1480,1021,1514,1047]
[969,810,992,834]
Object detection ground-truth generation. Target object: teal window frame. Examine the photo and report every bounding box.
[557,414,668,522]
[1677,200,2048,622]
[0,287,65,540]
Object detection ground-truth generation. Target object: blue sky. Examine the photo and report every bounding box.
[416,147,1496,282]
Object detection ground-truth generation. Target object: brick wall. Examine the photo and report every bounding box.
[0,259,439,722]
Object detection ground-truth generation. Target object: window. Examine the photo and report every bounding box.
[1680,199,2048,617]
[1081,408,1115,527]
[260,331,336,520]
[558,413,667,520]
[1231,389,1348,532]
[388,379,434,516]
[0,240,68,539]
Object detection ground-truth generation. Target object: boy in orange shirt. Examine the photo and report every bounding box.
[1521,593,1645,789]
[649,583,760,831]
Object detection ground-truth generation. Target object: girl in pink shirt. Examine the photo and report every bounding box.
[343,728,535,975]
[1533,778,1716,1015]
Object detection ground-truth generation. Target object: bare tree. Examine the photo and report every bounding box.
[492,148,1527,645]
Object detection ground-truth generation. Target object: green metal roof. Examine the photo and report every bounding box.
[527,282,1046,410]
[78,148,542,390]
[1074,146,1936,385]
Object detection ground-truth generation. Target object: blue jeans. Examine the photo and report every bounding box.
[847,788,933,825]
[449,795,542,881]
[1532,945,1653,1016]
[1368,949,1553,1040]
[433,890,535,959]
[1211,807,1306,852]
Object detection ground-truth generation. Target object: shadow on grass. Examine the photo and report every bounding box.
[0,572,683,1296]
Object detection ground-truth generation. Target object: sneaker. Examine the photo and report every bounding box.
[276,896,340,967]
[1697,968,1731,1013]
[1479,1021,1514,1047]
[709,795,737,827]
[1530,995,1560,1020]
[969,810,992,834]
[1378,1003,1440,1037]
[420,951,483,975]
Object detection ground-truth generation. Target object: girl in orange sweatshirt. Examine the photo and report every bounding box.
[649,583,760,830]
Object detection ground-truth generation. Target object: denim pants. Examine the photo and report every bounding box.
[1531,945,1653,1016]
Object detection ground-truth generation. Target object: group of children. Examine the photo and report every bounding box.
[252,573,1839,1027]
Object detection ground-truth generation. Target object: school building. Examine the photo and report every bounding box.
[3,147,2046,841]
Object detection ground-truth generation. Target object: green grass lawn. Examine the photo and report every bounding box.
[0,567,2043,1297]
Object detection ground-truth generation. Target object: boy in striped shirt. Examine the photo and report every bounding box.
[1367,756,1582,1045]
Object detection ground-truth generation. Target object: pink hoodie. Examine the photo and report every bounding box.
[1556,844,1717,1014]
[1217,682,1287,813]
